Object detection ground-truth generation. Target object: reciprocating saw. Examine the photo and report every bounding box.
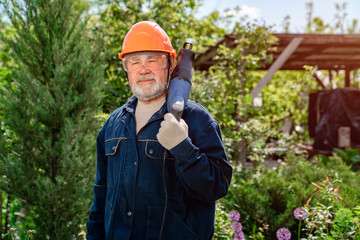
[167,41,195,121]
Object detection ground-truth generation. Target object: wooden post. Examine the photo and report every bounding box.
[345,69,351,87]
[250,37,303,99]
[328,70,332,88]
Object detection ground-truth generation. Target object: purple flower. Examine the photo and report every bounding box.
[233,231,245,240]
[276,228,291,240]
[294,207,309,221]
[228,210,241,222]
[231,221,243,233]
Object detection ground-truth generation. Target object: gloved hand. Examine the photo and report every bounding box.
[157,113,188,150]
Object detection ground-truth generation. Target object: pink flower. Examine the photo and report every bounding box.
[228,210,241,222]
[276,228,291,240]
[294,207,308,221]
[233,231,245,240]
[231,222,242,233]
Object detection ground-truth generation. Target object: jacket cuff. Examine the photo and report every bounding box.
[169,137,196,162]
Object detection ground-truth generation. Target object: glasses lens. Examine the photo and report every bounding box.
[123,53,167,72]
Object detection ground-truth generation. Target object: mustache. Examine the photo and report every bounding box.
[135,74,159,83]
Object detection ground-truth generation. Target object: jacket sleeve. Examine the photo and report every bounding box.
[169,119,233,203]
[86,129,107,240]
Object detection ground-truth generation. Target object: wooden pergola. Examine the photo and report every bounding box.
[193,33,360,98]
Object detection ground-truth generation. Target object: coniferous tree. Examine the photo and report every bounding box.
[0,0,104,239]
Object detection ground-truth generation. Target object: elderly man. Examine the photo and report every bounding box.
[86,21,232,240]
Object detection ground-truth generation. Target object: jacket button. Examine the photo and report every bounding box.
[134,162,137,166]
[127,211,132,216]
[149,149,154,154]
[123,116,127,119]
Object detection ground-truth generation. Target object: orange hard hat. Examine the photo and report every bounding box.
[118,21,176,60]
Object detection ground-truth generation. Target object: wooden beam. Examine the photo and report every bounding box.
[258,63,360,71]
[250,37,303,99]
[194,34,235,70]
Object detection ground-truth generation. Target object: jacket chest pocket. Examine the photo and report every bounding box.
[105,137,127,190]
[138,140,181,195]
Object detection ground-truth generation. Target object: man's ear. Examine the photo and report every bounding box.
[170,55,176,74]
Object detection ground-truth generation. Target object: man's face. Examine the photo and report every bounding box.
[124,52,170,103]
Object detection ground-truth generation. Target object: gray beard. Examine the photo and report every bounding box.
[130,75,167,101]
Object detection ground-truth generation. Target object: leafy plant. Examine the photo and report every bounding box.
[330,207,360,239]
[214,202,233,240]
[1,195,36,240]
[3,228,34,240]
[333,148,360,171]
[299,176,360,239]
[303,176,342,239]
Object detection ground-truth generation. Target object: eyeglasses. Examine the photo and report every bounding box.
[123,52,168,73]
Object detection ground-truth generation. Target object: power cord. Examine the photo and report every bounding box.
[159,151,168,240]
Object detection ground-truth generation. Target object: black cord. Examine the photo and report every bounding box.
[159,54,176,239]
[160,56,171,240]
[159,151,168,240]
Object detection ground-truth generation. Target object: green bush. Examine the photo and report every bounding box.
[220,151,360,239]
[330,207,360,239]
[300,176,360,239]
[0,0,104,239]
[333,148,360,171]
[331,208,360,239]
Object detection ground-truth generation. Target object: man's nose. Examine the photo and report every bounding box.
[139,64,151,74]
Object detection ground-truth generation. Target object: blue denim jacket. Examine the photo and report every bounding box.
[86,96,232,240]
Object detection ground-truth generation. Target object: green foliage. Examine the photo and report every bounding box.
[213,203,233,240]
[0,24,15,87]
[303,177,342,239]
[333,148,360,171]
[3,228,34,240]
[302,177,360,239]
[192,21,278,161]
[1,195,35,240]
[305,1,359,33]
[220,152,360,238]
[262,66,318,135]
[0,0,104,239]
[330,207,360,239]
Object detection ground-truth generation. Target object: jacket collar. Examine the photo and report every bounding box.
[123,95,138,115]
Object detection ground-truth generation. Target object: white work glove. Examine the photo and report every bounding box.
[157,113,188,150]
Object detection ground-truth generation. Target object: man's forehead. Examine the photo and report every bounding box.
[124,51,167,58]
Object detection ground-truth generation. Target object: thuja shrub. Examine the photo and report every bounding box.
[220,151,360,239]
[0,0,104,239]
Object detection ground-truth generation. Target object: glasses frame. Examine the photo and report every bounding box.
[122,52,169,73]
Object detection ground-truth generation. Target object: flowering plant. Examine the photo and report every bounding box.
[228,210,245,240]
[3,228,34,240]
[290,177,359,239]
[294,207,308,239]
[276,228,291,240]
[275,176,360,239]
